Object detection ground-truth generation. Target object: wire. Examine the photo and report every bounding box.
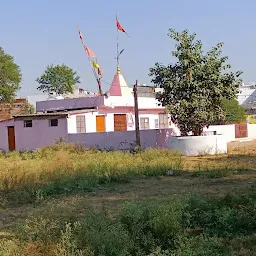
[100,79,156,93]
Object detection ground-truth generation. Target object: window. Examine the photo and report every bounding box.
[155,119,159,129]
[159,113,168,129]
[76,115,86,133]
[140,117,149,129]
[24,120,32,128]
[49,119,58,127]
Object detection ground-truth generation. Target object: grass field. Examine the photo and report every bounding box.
[0,140,255,255]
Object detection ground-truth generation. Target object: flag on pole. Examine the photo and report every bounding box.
[98,68,102,78]
[92,61,100,68]
[84,45,96,58]
[116,16,128,35]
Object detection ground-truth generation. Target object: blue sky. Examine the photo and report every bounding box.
[1,0,255,97]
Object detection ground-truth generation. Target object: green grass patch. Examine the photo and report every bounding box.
[2,185,255,255]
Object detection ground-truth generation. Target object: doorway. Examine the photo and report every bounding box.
[96,115,105,132]
[7,126,16,151]
[114,114,127,131]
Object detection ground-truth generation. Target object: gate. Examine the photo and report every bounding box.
[235,123,248,138]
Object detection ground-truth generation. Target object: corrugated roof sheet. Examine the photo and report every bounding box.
[12,108,97,118]
[13,112,69,118]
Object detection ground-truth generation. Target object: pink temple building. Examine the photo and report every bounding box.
[0,68,173,152]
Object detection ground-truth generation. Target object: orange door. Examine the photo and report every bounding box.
[114,114,127,131]
[96,115,105,132]
[7,126,15,151]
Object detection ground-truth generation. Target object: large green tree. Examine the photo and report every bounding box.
[150,29,242,136]
[36,64,80,96]
[0,47,22,100]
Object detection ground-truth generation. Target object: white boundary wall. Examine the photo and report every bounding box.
[248,124,256,139]
[167,135,227,156]
[203,125,235,142]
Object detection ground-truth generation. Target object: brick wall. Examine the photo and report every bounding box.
[0,99,27,121]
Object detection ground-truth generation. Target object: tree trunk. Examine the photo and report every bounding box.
[193,126,203,136]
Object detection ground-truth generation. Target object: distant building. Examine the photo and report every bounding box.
[27,86,95,109]
[0,98,28,121]
[237,83,256,113]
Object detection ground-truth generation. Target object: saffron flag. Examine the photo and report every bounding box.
[98,68,102,77]
[92,61,100,69]
[84,45,96,58]
[116,16,127,35]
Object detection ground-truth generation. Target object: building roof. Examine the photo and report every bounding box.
[27,94,50,108]
[13,112,69,120]
[12,108,97,119]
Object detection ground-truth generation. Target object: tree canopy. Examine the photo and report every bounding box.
[215,98,246,124]
[0,47,22,101]
[149,29,242,136]
[36,64,80,96]
[22,102,35,114]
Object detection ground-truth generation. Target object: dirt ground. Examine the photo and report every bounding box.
[0,140,256,237]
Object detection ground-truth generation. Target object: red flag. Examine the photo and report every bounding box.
[84,45,96,58]
[116,16,127,34]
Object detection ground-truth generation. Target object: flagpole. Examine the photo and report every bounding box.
[77,25,102,95]
[116,15,119,72]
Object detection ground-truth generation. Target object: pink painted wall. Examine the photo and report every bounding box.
[36,96,105,112]
[0,119,14,151]
[14,118,68,151]
[67,129,171,150]
[156,129,174,148]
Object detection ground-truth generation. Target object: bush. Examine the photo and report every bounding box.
[182,187,256,238]
[77,214,132,256]
[0,146,183,206]
[3,186,256,255]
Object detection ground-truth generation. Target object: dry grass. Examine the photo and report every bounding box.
[0,141,256,255]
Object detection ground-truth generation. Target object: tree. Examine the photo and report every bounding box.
[36,64,80,96]
[149,29,242,136]
[22,102,35,114]
[215,98,246,124]
[0,47,22,101]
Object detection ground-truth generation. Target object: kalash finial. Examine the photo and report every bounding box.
[117,65,121,74]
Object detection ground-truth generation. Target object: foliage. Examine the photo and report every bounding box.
[0,144,256,255]
[149,29,242,136]
[36,64,80,96]
[22,102,35,114]
[0,47,22,100]
[1,186,256,255]
[0,146,183,206]
[214,98,246,124]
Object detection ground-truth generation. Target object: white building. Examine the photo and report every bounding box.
[237,83,256,112]
[35,67,173,134]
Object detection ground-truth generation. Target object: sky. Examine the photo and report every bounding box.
[1,0,256,97]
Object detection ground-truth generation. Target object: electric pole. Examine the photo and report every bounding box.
[133,80,141,148]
